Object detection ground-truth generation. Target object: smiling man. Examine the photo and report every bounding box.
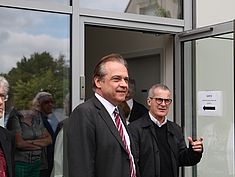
[0,76,15,177]
[68,53,138,177]
[128,83,203,177]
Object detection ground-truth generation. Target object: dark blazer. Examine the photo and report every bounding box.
[41,112,55,177]
[0,127,15,177]
[67,96,139,177]
[128,115,202,177]
[129,100,148,122]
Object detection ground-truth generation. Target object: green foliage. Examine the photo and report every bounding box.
[155,7,171,18]
[150,0,172,18]
[6,51,69,110]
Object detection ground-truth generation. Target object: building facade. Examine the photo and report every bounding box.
[0,0,234,176]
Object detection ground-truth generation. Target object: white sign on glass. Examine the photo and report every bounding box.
[197,91,223,116]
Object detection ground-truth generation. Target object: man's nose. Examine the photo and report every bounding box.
[120,79,128,87]
[159,100,167,106]
[0,97,4,104]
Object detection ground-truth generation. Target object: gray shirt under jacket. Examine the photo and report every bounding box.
[10,111,46,163]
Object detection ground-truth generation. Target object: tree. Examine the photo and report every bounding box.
[6,51,69,110]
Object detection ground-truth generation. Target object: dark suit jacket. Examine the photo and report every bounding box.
[67,96,139,177]
[41,112,55,177]
[0,127,15,177]
[128,115,202,177]
[129,100,148,122]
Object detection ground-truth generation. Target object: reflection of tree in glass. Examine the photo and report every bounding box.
[5,51,69,110]
[152,0,171,18]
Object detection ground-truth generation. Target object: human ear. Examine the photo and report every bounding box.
[94,77,102,89]
[147,98,151,106]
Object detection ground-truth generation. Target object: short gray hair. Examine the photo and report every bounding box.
[0,76,9,94]
[148,83,171,98]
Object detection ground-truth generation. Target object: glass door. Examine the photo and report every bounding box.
[175,21,234,177]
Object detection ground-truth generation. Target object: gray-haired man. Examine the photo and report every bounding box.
[0,76,15,177]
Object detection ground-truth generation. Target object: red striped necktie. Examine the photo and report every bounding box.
[114,108,136,177]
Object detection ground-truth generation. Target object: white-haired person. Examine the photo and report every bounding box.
[0,76,15,177]
[7,91,52,177]
[32,91,57,177]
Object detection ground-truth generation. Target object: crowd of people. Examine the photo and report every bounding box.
[0,53,203,177]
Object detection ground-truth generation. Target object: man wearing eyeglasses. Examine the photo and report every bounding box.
[128,83,203,177]
[0,76,15,177]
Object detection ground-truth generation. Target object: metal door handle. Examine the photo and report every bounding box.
[80,76,85,100]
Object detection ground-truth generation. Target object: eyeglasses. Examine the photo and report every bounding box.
[0,94,8,102]
[150,97,172,105]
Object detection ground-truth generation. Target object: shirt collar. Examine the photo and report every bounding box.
[126,98,133,110]
[95,93,116,117]
[149,112,167,127]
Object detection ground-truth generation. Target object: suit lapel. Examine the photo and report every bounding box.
[167,122,178,160]
[92,97,128,152]
[129,101,135,120]
[141,115,162,162]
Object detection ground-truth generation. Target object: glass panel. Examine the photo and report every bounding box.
[184,33,234,176]
[0,7,70,125]
[80,0,183,19]
[196,33,234,177]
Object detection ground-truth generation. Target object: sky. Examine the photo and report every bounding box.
[0,7,69,74]
[0,0,130,74]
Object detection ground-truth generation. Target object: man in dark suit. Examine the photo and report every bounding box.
[129,100,148,122]
[120,79,148,124]
[128,83,203,177]
[0,76,15,177]
[67,53,138,177]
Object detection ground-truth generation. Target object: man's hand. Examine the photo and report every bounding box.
[188,137,203,152]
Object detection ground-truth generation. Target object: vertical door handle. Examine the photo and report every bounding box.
[80,76,85,100]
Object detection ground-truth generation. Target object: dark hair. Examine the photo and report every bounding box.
[92,53,128,90]
[128,78,136,93]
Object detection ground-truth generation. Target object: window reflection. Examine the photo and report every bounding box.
[195,34,234,176]
[0,7,70,124]
[80,0,182,19]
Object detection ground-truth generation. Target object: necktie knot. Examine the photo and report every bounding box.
[114,108,119,115]
[114,108,122,130]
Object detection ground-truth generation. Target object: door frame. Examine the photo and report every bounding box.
[73,10,185,108]
[175,20,234,177]
[174,20,234,125]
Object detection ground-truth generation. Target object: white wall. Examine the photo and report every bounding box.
[197,0,235,27]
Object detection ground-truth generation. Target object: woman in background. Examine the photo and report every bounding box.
[7,100,52,177]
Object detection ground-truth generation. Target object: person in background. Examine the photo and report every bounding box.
[128,83,203,177]
[47,113,59,134]
[119,78,148,124]
[50,93,70,177]
[50,118,69,177]
[7,108,52,177]
[0,76,15,177]
[31,91,57,177]
[67,53,139,177]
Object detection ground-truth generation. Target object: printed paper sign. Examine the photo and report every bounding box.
[197,91,222,116]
